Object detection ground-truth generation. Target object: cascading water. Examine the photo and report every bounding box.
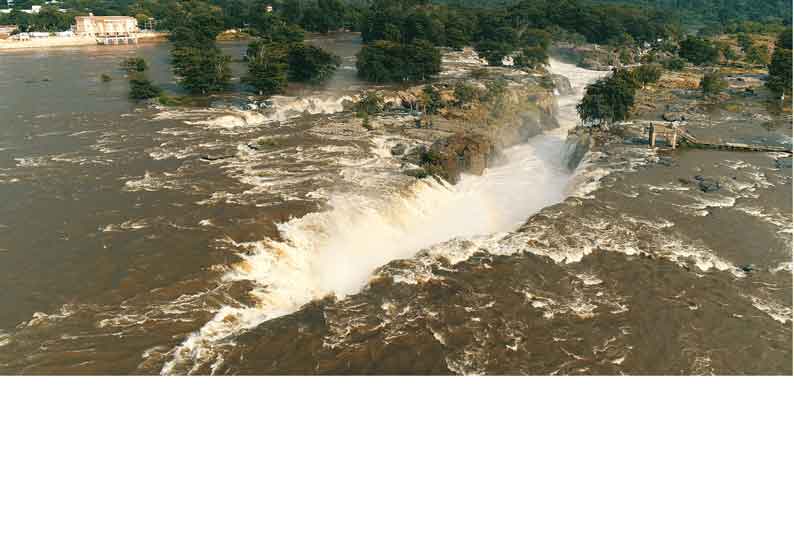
[164,60,604,373]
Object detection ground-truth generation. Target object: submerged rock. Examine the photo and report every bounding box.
[564,130,592,170]
[551,74,574,95]
[696,175,721,192]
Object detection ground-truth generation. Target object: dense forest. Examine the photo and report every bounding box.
[592,1,791,24]
[2,0,790,36]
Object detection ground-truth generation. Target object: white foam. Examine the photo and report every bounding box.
[166,60,604,370]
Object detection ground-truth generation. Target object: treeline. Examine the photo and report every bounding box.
[354,0,679,83]
[3,0,679,43]
[590,0,791,33]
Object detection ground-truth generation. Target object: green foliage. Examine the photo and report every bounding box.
[286,43,341,83]
[168,1,231,95]
[744,45,770,65]
[422,85,443,114]
[589,0,790,30]
[167,1,224,47]
[513,46,549,69]
[120,57,148,73]
[577,69,638,127]
[767,29,792,98]
[632,64,662,87]
[719,43,740,62]
[665,57,687,71]
[100,73,113,83]
[678,36,719,65]
[454,81,480,105]
[242,41,288,96]
[356,39,441,83]
[0,5,74,32]
[482,79,508,104]
[355,91,384,116]
[475,40,514,66]
[242,31,339,96]
[172,46,232,95]
[249,10,305,44]
[521,29,551,50]
[128,78,162,100]
[699,71,726,98]
[736,33,753,52]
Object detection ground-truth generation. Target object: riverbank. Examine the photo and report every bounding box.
[0,31,169,51]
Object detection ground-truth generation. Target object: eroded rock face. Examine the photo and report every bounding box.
[564,128,592,170]
[343,69,562,183]
[551,74,575,95]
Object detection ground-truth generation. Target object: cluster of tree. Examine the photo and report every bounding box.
[241,10,341,95]
[356,0,452,82]
[576,65,663,126]
[676,36,719,65]
[0,6,77,32]
[168,1,231,95]
[676,32,780,68]
[698,71,725,98]
[278,0,361,33]
[766,29,792,98]
[734,34,770,66]
[590,1,791,32]
[359,0,676,49]
[474,17,550,68]
[122,56,163,100]
[356,39,440,82]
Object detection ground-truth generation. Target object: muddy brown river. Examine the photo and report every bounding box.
[0,34,791,374]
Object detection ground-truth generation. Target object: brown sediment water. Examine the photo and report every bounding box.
[0,34,790,375]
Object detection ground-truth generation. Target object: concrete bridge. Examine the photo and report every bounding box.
[646,121,792,154]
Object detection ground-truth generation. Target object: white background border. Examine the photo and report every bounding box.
[1,377,792,542]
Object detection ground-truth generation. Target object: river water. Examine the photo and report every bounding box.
[1,35,790,374]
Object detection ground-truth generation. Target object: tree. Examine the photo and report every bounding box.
[355,91,384,115]
[120,57,148,72]
[454,81,480,106]
[699,71,726,98]
[767,29,792,98]
[475,40,514,66]
[402,39,442,81]
[168,1,231,95]
[356,39,440,83]
[577,69,638,127]
[736,33,753,52]
[678,36,719,65]
[513,46,549,69]
[242,41,288,96]
[422,85,443,114]
[744,45,770,65]
[521,28,551,49]
[632,64,662,88]
[286,43,341,83]
[172,46,232,95]
[665,57,686,71]
[129,78,162,100]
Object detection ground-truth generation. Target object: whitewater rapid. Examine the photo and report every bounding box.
[164,60,604,373]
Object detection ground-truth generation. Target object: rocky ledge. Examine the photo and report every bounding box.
[342,66,565,183]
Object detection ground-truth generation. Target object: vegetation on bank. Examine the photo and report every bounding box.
[5,0,785,107]
[356,40,440,83]
[577,68,639,127]
[767,30,792,99]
